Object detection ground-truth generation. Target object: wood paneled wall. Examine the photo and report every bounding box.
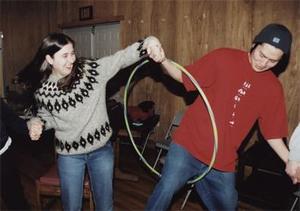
[0,0,58,92]
[1,0,299,144]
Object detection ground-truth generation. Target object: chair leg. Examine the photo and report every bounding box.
[153,149,163,169]
[113,138,120,168]
[180,184,194,210]
[35,181,42,210]
[142,130,154,155]
[290,196,299,211]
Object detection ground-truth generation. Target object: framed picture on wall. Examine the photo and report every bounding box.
[79,6,93,21]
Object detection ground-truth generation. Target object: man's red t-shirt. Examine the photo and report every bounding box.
[173,48,288,172]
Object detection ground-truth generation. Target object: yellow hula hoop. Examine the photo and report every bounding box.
[123,59,218,184]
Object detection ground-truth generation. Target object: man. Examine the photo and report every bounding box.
[146,23,292,210]
[1,98,43,209]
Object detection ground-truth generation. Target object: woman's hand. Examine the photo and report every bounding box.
[143,36,166,63]
[27,117,44,141]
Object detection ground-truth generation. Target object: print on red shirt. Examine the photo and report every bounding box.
[229,81,251,127]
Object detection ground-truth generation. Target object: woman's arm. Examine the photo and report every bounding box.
[35,106,56,131]
[96,36,162,80]
[288,123,300,161]
[285,123,300,183]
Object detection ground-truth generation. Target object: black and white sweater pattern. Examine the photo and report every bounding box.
[35,40,147,155]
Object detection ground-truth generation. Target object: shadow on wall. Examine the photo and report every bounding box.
[106,58,197,106]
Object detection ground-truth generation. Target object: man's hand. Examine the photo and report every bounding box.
[286,160,300,184]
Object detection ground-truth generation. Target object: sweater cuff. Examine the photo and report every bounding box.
[289,152,300,161]
[37,116,48,131]
[137,38,148,58]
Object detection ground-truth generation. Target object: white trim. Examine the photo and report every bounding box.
[0,137,12,155]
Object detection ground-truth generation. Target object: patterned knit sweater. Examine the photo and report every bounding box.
[35,39,147,155]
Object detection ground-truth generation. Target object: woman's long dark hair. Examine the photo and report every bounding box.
[17,33,84,93]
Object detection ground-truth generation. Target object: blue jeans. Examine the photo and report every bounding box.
[145,143,237,211]
[58,142,114,211]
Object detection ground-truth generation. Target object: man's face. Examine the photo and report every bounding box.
[249,43,284,72]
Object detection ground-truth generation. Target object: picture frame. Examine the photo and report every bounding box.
[79,6,93,21]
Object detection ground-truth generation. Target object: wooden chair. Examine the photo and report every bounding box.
[152,111,194,210]
[290,188,300,211]
[152,111,184,170]
[114,128,145,182]
[114,115,160,182]
[35,162,94,210]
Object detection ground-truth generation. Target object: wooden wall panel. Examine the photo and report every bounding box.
[117,0,151,107]
[145,0,182,136]
[56,0,81,25]
[0,1,57,93]
[285,1,300,133]
[94,0,119,18]
[295,4,300,124]
[223,0,253,49]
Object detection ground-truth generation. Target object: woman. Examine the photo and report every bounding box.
[19,32,164,210]
[286,122,300,183]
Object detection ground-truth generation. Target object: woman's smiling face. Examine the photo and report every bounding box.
[46,43,76,78]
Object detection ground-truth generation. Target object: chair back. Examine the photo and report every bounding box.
[163,111,184,141]
[153,110,185,169]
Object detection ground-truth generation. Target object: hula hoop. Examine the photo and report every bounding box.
[123,59,218,184]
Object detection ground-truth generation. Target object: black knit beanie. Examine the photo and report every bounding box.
[253,23,292,54]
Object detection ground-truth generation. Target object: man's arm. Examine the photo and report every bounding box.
[1,98,28,135]
[266,138,289,163]
[1,98,43,141]
[145,40,183,83]
[161,60,183,83]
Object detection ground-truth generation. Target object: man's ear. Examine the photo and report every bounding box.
[45,55,53,65]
